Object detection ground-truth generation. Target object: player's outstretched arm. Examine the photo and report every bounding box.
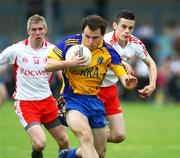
[138,55,157,98]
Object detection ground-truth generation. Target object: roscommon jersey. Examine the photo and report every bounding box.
[48,34,127,96]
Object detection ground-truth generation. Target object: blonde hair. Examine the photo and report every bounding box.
[27,14,47,30]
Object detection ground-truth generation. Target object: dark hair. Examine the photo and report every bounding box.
[114,10,135,24]
[81,15,107,35]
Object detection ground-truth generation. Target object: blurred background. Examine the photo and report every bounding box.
[0,0,180,104]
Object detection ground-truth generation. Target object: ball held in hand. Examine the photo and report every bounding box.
[66,44,92,66]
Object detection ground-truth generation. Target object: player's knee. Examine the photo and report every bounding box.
[57,134,70,149]
[78,129,92,144]
[33,139,46,151]
[112,133,126,143]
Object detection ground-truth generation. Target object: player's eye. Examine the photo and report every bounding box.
[85,35,91,39]
[121,25,127,29]
[129,27,134,31]
[38,27,43,31]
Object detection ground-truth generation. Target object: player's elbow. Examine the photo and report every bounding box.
[44,62,51,72]
[44,58,58,72]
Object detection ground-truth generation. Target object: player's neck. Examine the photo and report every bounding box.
[30,40,44,49]
[117,39,127,48]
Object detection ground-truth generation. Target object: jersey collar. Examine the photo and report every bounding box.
[110,31,132,46]
[24,38,48,48]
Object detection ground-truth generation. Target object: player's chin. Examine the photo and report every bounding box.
[123,35,129,41]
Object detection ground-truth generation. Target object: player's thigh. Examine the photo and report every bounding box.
[92,128,107,154]
[27,124,46,143]
[47,124,68,141]
[107,113,125,134]
[66,110,91,137]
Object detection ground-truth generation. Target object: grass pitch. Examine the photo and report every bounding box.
[0,100,179,158]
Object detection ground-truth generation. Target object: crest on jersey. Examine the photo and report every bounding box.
[97,56,104,64]
[22,57,29,63]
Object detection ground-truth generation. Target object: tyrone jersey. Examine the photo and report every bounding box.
[48,34,127,96]
[0,39,54,100]
[102,31,149,87]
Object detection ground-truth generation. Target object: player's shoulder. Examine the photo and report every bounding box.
[56,34,81,50]
[63,34,81,45]
[14,40,25,46]
[103,40,120,58]
[45,41,55,49]
[104,31,114,43]
[128,35,149,56]
[103,39,115,51]
[1,40,24,56]
[128,35,145,48]
[9,40,25,50]
[12,39,31,48]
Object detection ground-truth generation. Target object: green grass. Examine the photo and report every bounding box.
[0,100,180,158]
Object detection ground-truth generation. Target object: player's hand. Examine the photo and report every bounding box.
[68,54,87,67]
[125,75,138,90]
[138,85,156,98]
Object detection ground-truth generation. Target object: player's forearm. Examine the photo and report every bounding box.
[44,58,71,72]
[148,60,157,89]
[122,61,134,75]
[118,75,127,88]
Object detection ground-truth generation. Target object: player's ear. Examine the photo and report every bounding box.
[112,22,117,30]
[44,28,48,34]
[27,29,30,35]
[44,26,48,34]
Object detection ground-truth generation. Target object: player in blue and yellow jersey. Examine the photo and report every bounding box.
[45,15,137,158]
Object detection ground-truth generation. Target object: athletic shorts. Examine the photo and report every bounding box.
[98,84,123,115]
[64,94,107,128]
[14,96,59,129]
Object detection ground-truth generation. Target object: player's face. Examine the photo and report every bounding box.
[82,26,103,51]
[113,18,135,41]
[28,22,47,44]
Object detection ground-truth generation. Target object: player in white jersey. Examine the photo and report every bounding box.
[98,10,157,143]
[0,14,85,158]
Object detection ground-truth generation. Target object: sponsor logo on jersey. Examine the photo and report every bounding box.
[64,67,99,78]
[20,68,48,77]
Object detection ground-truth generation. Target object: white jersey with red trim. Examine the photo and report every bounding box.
[102,31,149,87]
[0,39,55,100]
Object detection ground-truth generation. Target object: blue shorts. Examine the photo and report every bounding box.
[62,94,107,128]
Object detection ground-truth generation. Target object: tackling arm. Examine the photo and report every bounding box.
[110,63,137,90]
[138,55,157,98]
